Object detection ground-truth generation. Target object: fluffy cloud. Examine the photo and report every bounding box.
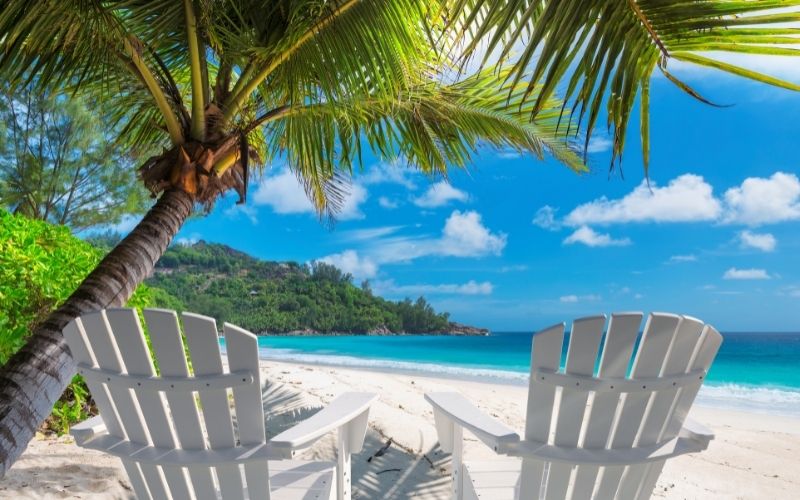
[378,196,399,209]
[563,226,631,247]
[376,279,493,296]
[317,250,378,280]
[723,268,771,280]
[670,254,698,263]
[532,205,561,231]
[739,230,777,252]
[321,210,506,268]
[439,210,506,257]
[586,136,612,154]
[107,214,140,234]
[722,172,800,226]
[413,181,469,208]
[560,294,601,303]
[359,162,417,189]
[565,174,721,226]
[252,169,367,220]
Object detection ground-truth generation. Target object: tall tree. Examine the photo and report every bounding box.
[0,87,149,230]
[0,0,797,475]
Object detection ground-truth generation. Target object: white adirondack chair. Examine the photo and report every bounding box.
[426,312,723,500]
[64,308,377,500]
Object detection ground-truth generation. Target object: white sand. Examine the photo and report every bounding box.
[3,360,799,499]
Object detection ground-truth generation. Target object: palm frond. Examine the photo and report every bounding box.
[444,0,800,170]
[261,67,585,217]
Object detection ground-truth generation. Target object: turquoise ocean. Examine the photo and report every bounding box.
[235,330,800,418]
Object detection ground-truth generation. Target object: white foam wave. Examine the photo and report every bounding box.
[697,383,800,418]
[257,347,529,384]
[257,348,800,417]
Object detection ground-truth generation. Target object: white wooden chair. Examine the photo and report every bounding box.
[426,312,723,500]
[64,308,377,500]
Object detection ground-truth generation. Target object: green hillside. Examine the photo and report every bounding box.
[147,241,487,335]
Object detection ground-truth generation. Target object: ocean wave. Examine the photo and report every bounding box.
[257,347,529,383]
[697,383,800,418]
[256,347,800,417]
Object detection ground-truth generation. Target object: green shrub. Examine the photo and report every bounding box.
[0,209,157,434]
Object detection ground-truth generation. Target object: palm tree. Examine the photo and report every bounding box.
[0,0,797,475]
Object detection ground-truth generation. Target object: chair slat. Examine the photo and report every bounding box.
[63,319,152,500]
[107,308,194,500]
[225,323,270,500]
[616,317,705,499]
[570,312,642,500]
[182,313,245,500]
[144,309,217,500]
[633,326,723,500]
[544,315,606,499]
[518,323,565,499]
[81,311,171,500]
[594,313,681,499]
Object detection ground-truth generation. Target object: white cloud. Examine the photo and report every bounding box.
[175,233,201,247]
[722,172,800,226]
[339,226,403,242]
[739,230,777,252]
[413,181,469,208]
[560,294,601,303]
[438,210,506,257]
[108,214,140,234]
[565,174,721,226]
[497,149,522,159]
[563,226,631,247]
[252,169,367,220]
[224,203,258,224]
[670,254,698,263]
[331,210,506,266]
[359,162,417,189]
[375,279,493,296]
[586,136,612,154]
[317,250,378,280]
[378,196,399,209]
[500,265,528,273]
[723,268,772,280]
[532,205,561,231]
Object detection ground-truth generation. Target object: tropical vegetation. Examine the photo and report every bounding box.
[0,210,154,434]
[147,241,455,334]
[0,86,149,230]
[1,0,799,475]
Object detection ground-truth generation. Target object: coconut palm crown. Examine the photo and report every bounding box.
[0,0,799,476]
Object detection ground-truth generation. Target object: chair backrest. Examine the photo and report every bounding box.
[63,308,271,500]
[519,312,722,499]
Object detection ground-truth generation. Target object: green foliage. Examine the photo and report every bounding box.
[148,242,453,334]
[0,210,157,434]
[445,1,800,172]
[0,210,102,364]
[0,86,150,231]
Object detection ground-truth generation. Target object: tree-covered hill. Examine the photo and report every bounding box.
[146,241,488,335]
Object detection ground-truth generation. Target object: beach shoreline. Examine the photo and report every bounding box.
[3,359,799,499]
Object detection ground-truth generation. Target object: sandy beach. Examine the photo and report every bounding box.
[3,360,799,499]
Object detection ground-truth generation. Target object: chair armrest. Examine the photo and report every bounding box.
[269,392,377,458]
[425,392,519,454]
[70,415,106,446]
[680,417,714,447]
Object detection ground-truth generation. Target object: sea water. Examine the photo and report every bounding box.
[230,331,800,418]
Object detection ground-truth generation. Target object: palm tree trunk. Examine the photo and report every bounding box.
[0,188,194,477]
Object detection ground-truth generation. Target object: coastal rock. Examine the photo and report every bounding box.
[444,322,490,336]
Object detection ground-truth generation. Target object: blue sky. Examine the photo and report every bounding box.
[164,56,800,332]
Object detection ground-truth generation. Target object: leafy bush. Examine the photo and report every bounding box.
[0,209,157,434]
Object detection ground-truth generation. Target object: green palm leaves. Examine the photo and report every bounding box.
[1,0,798,215]
[442,0,800,172]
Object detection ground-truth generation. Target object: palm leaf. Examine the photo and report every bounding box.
[443,0,800,171]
